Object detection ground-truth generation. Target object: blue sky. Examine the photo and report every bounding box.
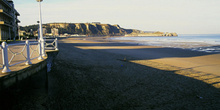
[13,0,220,34]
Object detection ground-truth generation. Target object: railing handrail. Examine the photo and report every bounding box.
[0,38,58,73]
[45,38,59,50]
[8,41,39,46]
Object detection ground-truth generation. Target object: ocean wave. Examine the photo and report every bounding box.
[110,35,220,53]
[191,46,220,53]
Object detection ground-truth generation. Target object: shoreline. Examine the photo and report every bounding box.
[100,36,220,53]
[75,36,220,48]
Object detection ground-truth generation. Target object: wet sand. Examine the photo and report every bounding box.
[0,37,219,109]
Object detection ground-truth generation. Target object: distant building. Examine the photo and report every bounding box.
[92,22,101,24]
[18,30,26,36]
[0,0,20,40]
[37,28,47,36]
[42,28,47,36]
[48,23,69,28]
[51,28,59,36]
[34,32,38,37]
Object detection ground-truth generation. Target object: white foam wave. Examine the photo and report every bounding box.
[110,35,220,53]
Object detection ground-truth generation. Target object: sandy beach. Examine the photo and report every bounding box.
[0,37,219,109]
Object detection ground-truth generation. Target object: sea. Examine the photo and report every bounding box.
[110,34,220,53]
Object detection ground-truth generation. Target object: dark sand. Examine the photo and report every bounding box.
[0,37,219,109]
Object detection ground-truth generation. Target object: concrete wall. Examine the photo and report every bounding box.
[0,59,47,91]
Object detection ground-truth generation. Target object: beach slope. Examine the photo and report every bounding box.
[2,37,219,109]
[44,37,219,109]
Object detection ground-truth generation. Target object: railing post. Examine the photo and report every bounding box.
[1,42,11,73]
[55,38,59,50]
[38,40,43,60]
[25,40,32,65]
[41,38,46,57]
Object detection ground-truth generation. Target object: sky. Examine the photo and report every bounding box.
[13,0,220,34]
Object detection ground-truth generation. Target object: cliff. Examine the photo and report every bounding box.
[21,23,133,36]
[20,23,178,37]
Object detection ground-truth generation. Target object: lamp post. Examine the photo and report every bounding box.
[36,0,46,57]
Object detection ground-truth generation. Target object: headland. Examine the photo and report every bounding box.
[20,22,178,37]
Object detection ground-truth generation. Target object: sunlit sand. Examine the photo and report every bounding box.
[72,38,220,88]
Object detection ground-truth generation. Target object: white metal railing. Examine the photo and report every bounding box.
[7,41,33,67]
[0,38,58,73]
[45,38,59,50]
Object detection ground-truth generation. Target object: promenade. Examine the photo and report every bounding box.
[0,37,219,109]
[0,40,43,74]
[0,38,58,91]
